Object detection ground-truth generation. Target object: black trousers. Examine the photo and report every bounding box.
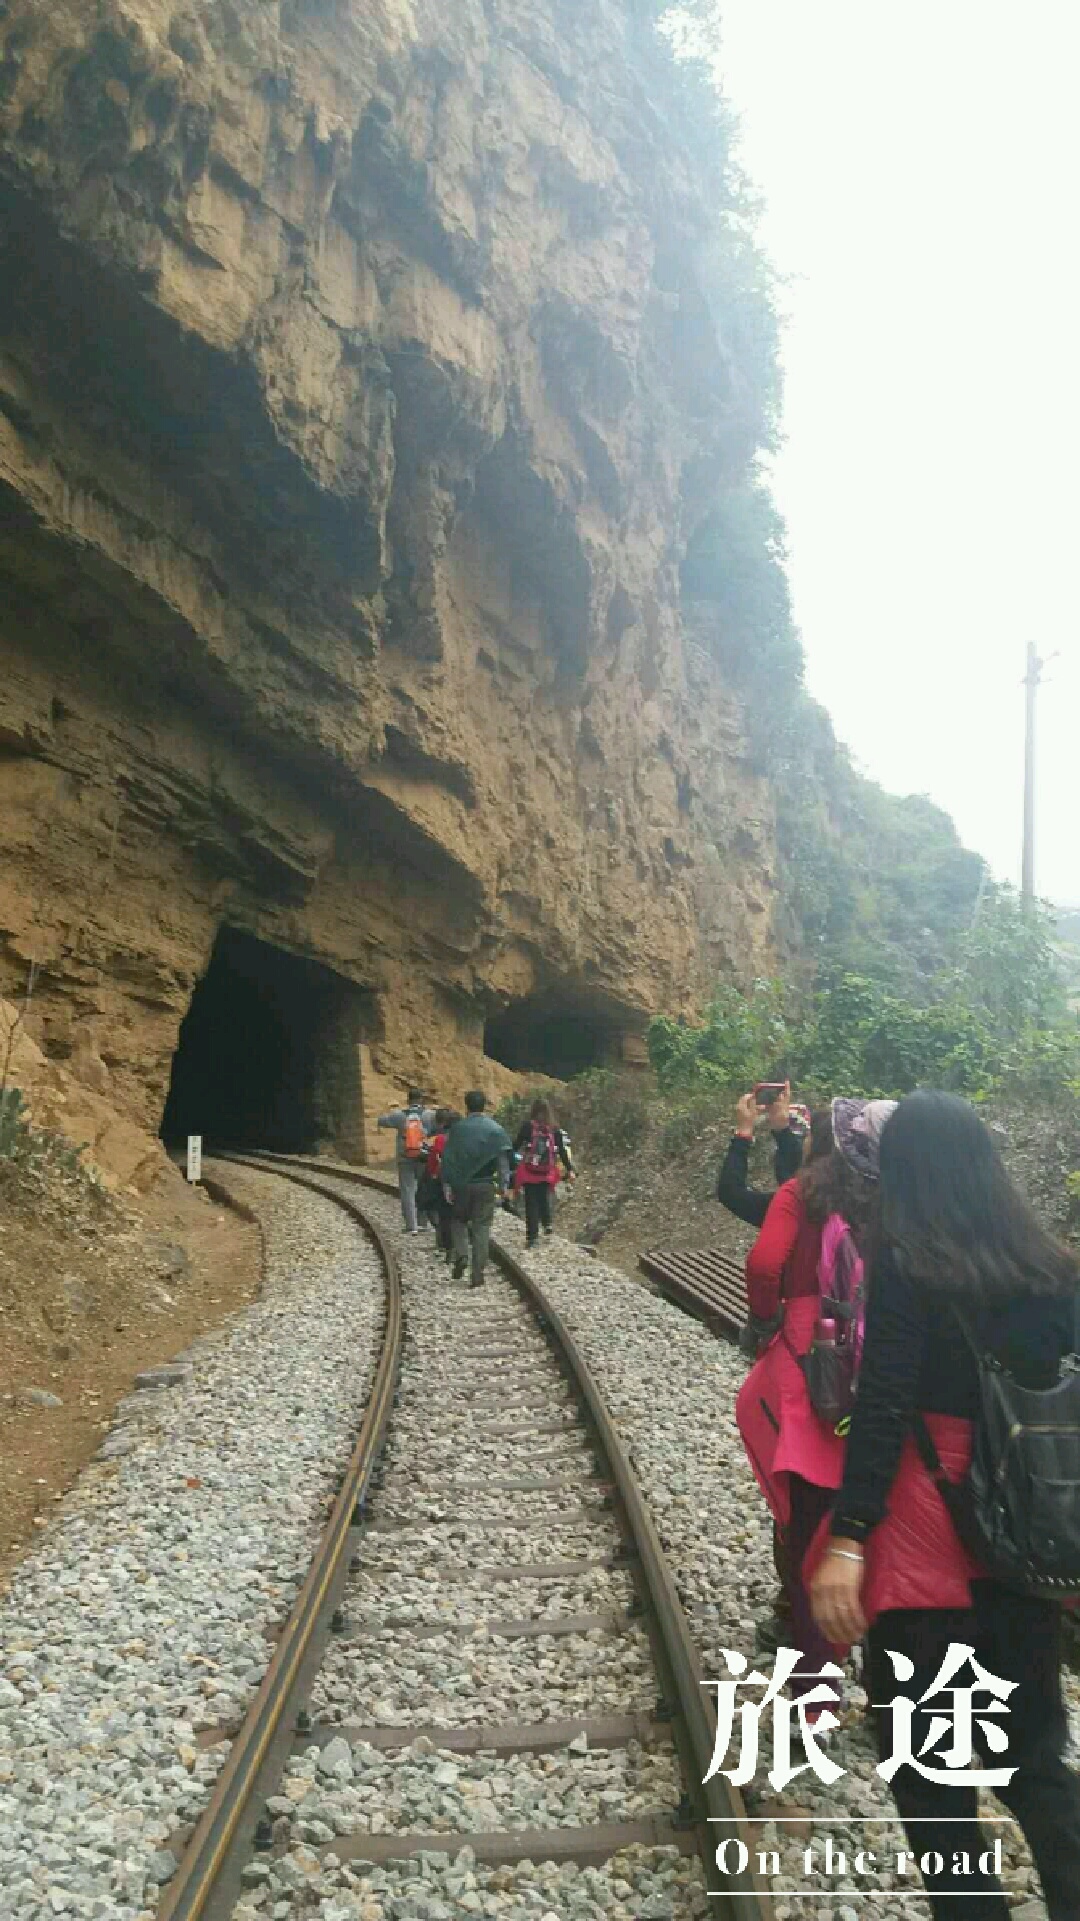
[868,1584,1080,1919]
[435,1193,454,1255]
[523,1183,553,1244]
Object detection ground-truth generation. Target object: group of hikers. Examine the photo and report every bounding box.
[720,1082,1080,1919]
[378,1069,1080,1913]
[377,1088,574,1287]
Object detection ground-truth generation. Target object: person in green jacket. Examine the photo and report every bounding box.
[440,1091,512,1288]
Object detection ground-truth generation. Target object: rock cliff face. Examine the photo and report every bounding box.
[0,0,777,1176]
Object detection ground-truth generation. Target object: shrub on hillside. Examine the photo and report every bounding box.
[0,1084,93,1182]
[0,1084,25,1160]
[647,888,1080,1105]
[649,979,791,1093]
[558,1070,651,1160]
[494,1093,537,1139]
[656,1095,723,1162]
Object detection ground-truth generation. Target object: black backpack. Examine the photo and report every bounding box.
[914,1300,1080,1600]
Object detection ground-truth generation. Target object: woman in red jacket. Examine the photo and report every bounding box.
[513,1100,574,1248]
[736,1099,892,1701]
[810,1092,1080,1918]
[422,1108,458,1261]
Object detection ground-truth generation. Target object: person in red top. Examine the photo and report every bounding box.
[736,1100,889,1702]
[421,1108,458,1261]
[512,1100,575,1249]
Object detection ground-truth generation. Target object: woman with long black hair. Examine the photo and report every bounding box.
[810,1090,1080,1919]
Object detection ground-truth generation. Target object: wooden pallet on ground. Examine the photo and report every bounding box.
[638,1246,748,1340]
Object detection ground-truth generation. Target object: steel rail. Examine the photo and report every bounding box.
[155,1160,403,1921]
[268,1155,773,1919]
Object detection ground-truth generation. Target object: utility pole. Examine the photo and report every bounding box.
[1022,644,1043,903]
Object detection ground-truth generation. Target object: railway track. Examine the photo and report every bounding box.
[157,1156,772,1921]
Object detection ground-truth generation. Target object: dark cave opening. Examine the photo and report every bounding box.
[483,995,622,1080]
[160,928,366,1155]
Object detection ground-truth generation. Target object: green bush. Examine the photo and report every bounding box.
[647,888,1080,1106]
[0,1085,27,1159]
[649,979,791,1094]
[656,1095,723,1162]
[558,1070,651,1160]
[0,1083,94,1183]
[796,978,1002,1100]
[494,1093,536,1139]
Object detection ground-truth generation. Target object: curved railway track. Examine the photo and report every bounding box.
[156,1156,773,1921]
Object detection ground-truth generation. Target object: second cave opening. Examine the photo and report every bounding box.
[483,994,623,1080]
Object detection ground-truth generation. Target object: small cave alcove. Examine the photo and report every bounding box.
[483,994,622,1081]
[160,928,368,1156]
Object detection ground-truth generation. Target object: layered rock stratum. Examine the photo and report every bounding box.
[0,0,777,1175]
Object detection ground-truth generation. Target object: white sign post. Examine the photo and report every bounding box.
[186,1135,203,1185]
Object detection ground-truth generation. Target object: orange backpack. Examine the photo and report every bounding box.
[402,1110,426,1158]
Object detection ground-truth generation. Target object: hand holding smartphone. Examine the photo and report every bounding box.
[755,1080,800,1135]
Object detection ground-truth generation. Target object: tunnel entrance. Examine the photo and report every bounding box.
[483,994,623,1080]
[160,928,367,1156]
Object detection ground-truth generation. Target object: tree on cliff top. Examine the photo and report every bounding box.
[639,1,785,456]
[649,885,1079,1103]
[682,479,802,693]
[640,4,987,982]
[635,3,796,711]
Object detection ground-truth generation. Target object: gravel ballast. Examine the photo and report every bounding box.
[234,1840,711,1920]
[0,1162,383,1921]
[311,1619,657,1730]
[277,1733,682,1836]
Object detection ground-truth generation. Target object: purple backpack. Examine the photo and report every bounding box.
[799,1213,866,1432]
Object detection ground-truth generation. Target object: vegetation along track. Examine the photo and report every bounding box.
[157,1155,772,1921]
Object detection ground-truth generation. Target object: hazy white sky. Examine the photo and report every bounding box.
[711,0,1078,904]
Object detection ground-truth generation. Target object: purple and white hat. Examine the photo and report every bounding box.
[831,1097,898,1183]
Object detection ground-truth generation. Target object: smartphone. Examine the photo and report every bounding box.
[754,1082,787,1107]
[788,1102,812,1133]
